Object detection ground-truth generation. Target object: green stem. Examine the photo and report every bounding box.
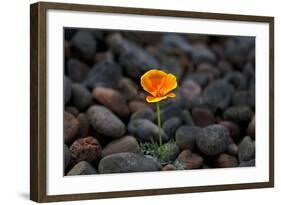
[156,101,162,147]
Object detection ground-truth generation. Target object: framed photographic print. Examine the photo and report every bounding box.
[30,1,274,202]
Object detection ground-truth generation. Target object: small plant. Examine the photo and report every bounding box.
[140,140,178,165]
[140,69,177,153]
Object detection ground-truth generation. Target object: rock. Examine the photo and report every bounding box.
[128,119,168,143]
[247,116,255,139]
[232,91,255,108]
[128,101,148,113]
[65,106,79,117]
[92,87,129,118]
[238,136,255,162]
[117,77,138,101]
[102,136,139,157]
[219,121,241,142]
[64,112,79,144]
[160,105,182,123]
[224,37,254,67]
[87,105,125,138]
[64,76,72,105]
[214,153,238,168]
[159,142,180,163]
[181,110,195,126]
[176,126,202,150]
[223,106,252,124]
[197,63,220,80]
[192,107,215,127]
[69,137,102,164]
[225,72,247,91]
[239,159,255,167]
[108,33,159,79]
[130,107,155,122]
[176,149,204,169]
[83,59,122,89]
[162,34,193,55]
[192,44,216,64]
[66,58,90,82]
[163,117,182,138]
[203,79,234,111]
[227,143,238,156]
[217,60,233,76]
[67,161,97,176]
[98,152,161,173]
[161,57,184,79]
[70,83,92,111]
[196,124,232,156]
[64,144,70,168]
[185,73,209,88]
[70,30,96,61]
[76,113,90,139]
[162,164,177,171]
[180,80,202,109]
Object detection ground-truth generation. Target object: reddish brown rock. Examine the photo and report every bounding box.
[92,87,129,118]
[70,136,102,164]
[76,113,90,139]
[214,153,238,168]
[64,112,80,144]
[128,100,148,113]
[162,164,177,171]
[177,149,204,169]
[219,121,241,142]
[192,107,215,127]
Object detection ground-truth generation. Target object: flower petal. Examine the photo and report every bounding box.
[141,69,167,96]
[146,95,168,103]
[167,92,176,98]
[158,73,177,96]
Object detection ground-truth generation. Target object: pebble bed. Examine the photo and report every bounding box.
[64,28,255,175]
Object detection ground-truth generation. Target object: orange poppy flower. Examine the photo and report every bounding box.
[141,69,177,103]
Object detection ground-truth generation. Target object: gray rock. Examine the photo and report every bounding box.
[70,30,96,61]
[185,73,209,88]
[128,119,168,143]
[239,159,255,167]
[108,33,159,79]
[181,110,195,126]
[223,106,252,123]
[67,161,97,176]
[225,72,248,91]
[203,79,234,111]
[196,125,232,156]
[232,91,255,108]
[161,57,184,79]
[102,136,139,157]
[70,83,92,110]
[176,126,202,150]
[64,144,70,168]
[66,58,90,83]
[87,105,125,138]
[98,152,161,173]
[160,105,182,123]
[192,44,216,64]
[162,34,193,55]
[163,117,182,138]
[83,59,122,89]
[130,107,155,122]
[64,76,72,105]
[227,143,238,156]
[238,136,255,162]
